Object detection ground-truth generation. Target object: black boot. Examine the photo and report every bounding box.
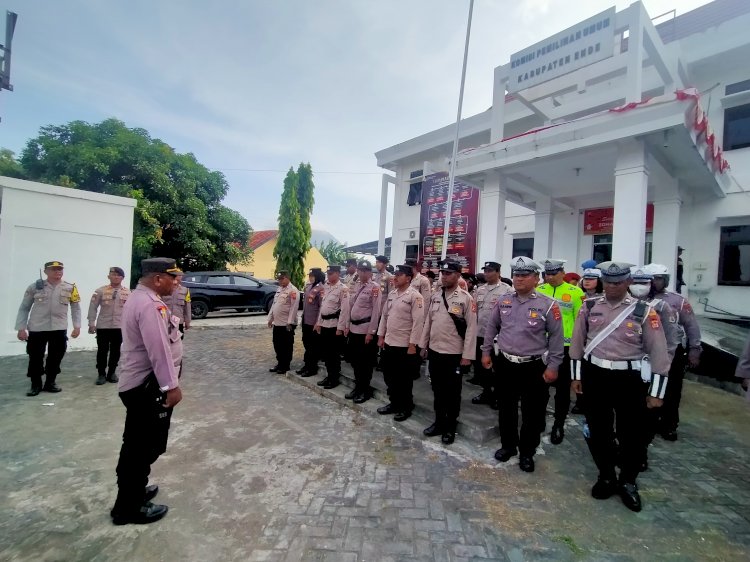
[27,378,43,397]
[107,370,118,383]
[96,371,107,385]
[550,423,565,445]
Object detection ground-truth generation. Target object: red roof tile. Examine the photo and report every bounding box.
[248,229,278,250]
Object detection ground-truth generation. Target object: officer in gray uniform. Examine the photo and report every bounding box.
[161,271,191,336]
[267,271,299,374]
[16,260,82,396]
[343,258,359,289]
[297,268,325,377]
[315,265,350,389]
[88,266,131,385]
[570,261,671,512]
[482,256,564,473]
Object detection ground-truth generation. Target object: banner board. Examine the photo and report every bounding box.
[583,204,654,235]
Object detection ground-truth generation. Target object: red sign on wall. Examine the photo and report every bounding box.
[583,204,654,235]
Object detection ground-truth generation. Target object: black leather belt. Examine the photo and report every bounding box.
[350,316,371,326]
[321,310,341,320]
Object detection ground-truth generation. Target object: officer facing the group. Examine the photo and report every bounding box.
[420,260,478,445]
[314,265,350,389]
[482,256,564,473]
[16,260,82,396]
[88,266,131,385]
[470,261,512,408]
[343,261,383,402]
[343,258,359,288]
[161,271,191,337]
[297,268,325,377]
[267,271,299,375]
[536,259,586,445]
[570,261,671,513]
[645,263,702,441]
[110,257,183,525]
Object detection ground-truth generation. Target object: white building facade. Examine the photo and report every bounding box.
[0,177,136,356]
[375,0,750,319]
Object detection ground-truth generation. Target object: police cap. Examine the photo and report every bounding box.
[345,258,357,266]
[109,266,125,277]
[582,268,602,279]
[327,265,341,273]
[542,259,566,273]
[308,267,322,275]
[357,260,372,271]
[630,266,653,281]
[482,261,501,272]
[45,260,64,269]
[440,260,462,273]
[394,264,413,276]
[142,257,180,276]
[276,270,289,279]
[597,261,634,282]
[375,255,389,264]
[510,256,542,274]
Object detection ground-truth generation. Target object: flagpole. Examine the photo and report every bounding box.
[440,0,474,262]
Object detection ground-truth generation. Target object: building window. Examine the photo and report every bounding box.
[718,225,750,286]
[512,237,534,259]
[592,234,612,263]
[405,244,419,261]
[723,104,750,151]
[407,182,422,206]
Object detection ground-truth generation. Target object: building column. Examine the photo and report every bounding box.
[534,196,553,260]
[491,68,508,142]
[378,174,396,256]
[652,176,681,290]
[478,172,506,265]
[613,140,649,265]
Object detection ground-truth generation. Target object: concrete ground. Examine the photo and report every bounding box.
[1,325,750,562]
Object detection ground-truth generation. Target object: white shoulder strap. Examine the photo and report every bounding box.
[583,302,637,357]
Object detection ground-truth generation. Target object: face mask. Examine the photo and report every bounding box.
[629,284,650,298]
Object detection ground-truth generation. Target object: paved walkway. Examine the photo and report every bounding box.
[1,325,749,561]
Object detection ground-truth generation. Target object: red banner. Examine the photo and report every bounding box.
[583,204,654,235]
[418,173,479,274]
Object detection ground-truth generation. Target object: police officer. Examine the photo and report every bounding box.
[343,260,382,402]
[297,268,325,377]
[343,258,359,288]
[267,271,299,375]
[630,267,680,362]
[405,258,432,318]
[536,259,586,444]
[161,271,191,337]
[420,260,477,445]
[15,260,82,396]
[645,263,702,441]
[110,257,183,525]
[470,261,512,408]
[373,255,393,293]
[315,265,350,389]
[481,257,563,473]
[581,268,603,299]
[570,261,671,512]
[377,264,424,420]
[88,266,131,385]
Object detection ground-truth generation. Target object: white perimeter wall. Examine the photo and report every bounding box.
[0,177,136,357]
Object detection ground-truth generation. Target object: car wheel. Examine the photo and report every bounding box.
[191,300,209,320]
[235,308,248,313]
[264,296,274,314]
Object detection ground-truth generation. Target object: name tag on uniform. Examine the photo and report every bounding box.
[528,310,538,319]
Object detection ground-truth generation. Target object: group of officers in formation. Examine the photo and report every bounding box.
[267,253,704,513]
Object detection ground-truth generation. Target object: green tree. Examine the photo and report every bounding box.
[317,240,353,265]
[296,162,315,251]
[273,168,306,288]
[18,119,252,283]
[0,148,27,178]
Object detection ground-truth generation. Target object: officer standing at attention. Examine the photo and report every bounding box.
[343,258,359,288]
[267,271,299,375]
[373,255,393,293]
[161,271,191,337]
[420,260,477,445]
[314,265,350,389]
[377,264,424,420]
[343,260,382,403]
[297,268,325,377]
[645,263,702,441]
[536,259,586,445]
[16,260,82,396]
[569,261,671,512]
[482,257,563,472]
[110,257,182,525]
[405,258,432,317]
[88,266,131,385]
[470,261,511,409]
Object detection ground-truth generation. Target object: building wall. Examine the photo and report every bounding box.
[0,177,136,357]
[231,238,328,280]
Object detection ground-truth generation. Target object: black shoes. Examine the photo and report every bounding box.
[300,371,316,378]
[26,385,42,397]
[353,394,370,404]
[393,411,411,422]
[144,485,159,502]
[494,448,517,462]
[344,389,358,400]
[591,478,617,499]
[42,383,62,393]
[112,502,169,525]
[441,432,455,445]
[660,429,678,441]
[423,423,442,437]
[316,378,330,386]
[571,403,583,415]
[96,374,107,385]
[466,377,481,386]
[519,456,535,472]
[107,373,119,383]
[619,483,642,512]
[269,365,280,373]
[295,367,307,375]
[550,423,565,445]
[471,392,492,405]
[322,379,339,389]
[377,403,396,415]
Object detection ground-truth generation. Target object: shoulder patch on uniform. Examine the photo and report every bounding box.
[552,304,561,321]
[471,300,477,313]
[290,291,297,299]
[683,301,693,314]
[70,285,81,303]
[185,289,191,302]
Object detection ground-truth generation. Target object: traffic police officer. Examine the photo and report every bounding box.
[645,263,703,441]
[297,268,325,377]
[343,258,359,288]
[419,260,477,445]
[110,257,183,525]
[15,260,82,396]
[161,271,191,336]
[343,260,382,402]
[88,266,130,385]
[470,261,512,408]
[536,259,586,444]
[570,261,671,512]
[267,271,299,374]
[377,264,424,420]
[482,256,564,473]
[315,265,350,389]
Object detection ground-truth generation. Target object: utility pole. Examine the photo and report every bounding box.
[0,11,18,121]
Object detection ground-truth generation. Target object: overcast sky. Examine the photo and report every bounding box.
[1,0,712,245]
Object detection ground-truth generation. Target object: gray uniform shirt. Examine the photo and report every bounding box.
[88,284,131,329]
[377,287,424,347]
[347,280,383,335]
[302,282,325,326]
[161,285,191,325]
[649,298,680,362]
[419,287,477,360]
[475,281,512,335]
[269,283,299,327]
[16,280,82,332]
[655,290,702,350]
[316,281,350,330]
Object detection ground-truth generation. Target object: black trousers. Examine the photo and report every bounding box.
[301,323,320,375]
[320,327,341,381]
[272,325,295,371]
[382,345,420,412]
[348,332,378,392]
[658,344,687,432]
[113,376,173,514]
[549,347,572,424]
[494,354,548,457]
[428,350,463,431]
[472,337,495,394]
[96,328,123,376]
[26,330,67,386]
[582,362,646,484]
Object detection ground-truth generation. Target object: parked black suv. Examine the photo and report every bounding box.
[182,271,278,319]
